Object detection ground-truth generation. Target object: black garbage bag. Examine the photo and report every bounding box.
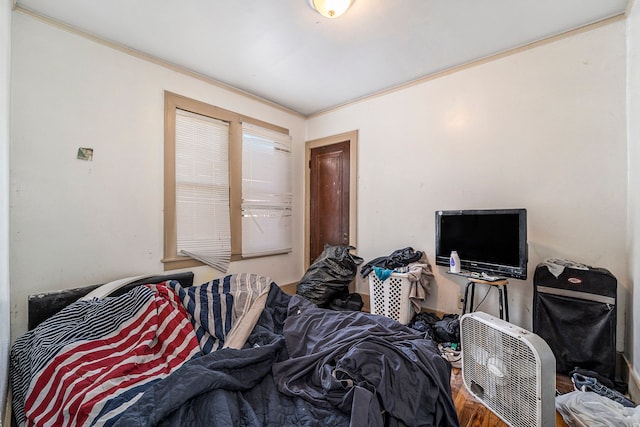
[297,245,364,307]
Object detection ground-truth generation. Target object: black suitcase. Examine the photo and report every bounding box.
[533,260,617,381]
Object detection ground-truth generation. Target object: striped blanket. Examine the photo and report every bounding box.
[10,274,272,427]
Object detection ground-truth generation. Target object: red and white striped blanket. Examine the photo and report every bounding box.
[10,274,272,427]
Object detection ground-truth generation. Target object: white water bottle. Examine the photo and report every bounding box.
[450,251,461,273]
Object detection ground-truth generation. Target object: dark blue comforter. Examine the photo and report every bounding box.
[273,295,459,427]
[114,284,458,427]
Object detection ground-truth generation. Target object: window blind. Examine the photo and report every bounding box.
[241,123,292,258]
[175,108,231,272]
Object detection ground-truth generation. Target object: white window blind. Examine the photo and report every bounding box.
[175,108,231,272]
[241,123,292,258]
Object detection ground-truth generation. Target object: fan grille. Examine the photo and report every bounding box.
[462,316,541,427]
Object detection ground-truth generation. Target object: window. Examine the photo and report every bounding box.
[241,123,292,257]
[163,92,291,271]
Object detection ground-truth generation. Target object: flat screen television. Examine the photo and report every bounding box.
[435,208,528,280]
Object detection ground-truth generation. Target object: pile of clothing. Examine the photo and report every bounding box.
[408,312,461,368]
[556,367,638,426]
[360,247,424,278]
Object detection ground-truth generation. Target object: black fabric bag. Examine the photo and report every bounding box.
[297,245,364,307]
[533,261,617,381]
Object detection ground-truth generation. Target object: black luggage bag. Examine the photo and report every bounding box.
[533,261,617,381]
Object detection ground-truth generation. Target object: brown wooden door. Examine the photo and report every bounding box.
[309,141,350,264]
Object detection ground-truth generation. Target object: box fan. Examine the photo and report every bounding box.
[460,312,556,427]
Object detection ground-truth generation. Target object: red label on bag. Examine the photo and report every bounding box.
[567,277,582,284]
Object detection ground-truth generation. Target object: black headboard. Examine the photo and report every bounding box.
[28,272,195,330]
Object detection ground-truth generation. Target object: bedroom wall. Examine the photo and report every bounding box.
[1,0,12,419]
[9,11,307,340]
[8,8,632,363]
[627,0,640,389]
[307,20,629,350]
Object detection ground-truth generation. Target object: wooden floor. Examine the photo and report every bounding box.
[450,367,572,427]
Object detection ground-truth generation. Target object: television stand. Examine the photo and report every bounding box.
[447,271,510,321]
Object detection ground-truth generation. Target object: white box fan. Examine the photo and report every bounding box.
[460,312,556,427]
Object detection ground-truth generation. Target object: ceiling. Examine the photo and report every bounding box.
[15,0,630,116]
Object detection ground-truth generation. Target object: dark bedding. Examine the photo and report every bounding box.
[113,283,350,427]
[114,285,458,427]
[273,295,459,427]
[12,275,459,427]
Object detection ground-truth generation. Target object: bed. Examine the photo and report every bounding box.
[10,273,459,427]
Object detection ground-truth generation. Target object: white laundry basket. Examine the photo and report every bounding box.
[368,272,413,324]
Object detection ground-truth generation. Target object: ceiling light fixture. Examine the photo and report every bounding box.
[311,0,354,18]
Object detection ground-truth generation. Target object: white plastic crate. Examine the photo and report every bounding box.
[368,272,413,324]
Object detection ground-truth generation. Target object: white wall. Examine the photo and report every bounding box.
[1,0,11,420]
[628,1,640,383]
[308,21,628,349]
[9,12,307,340]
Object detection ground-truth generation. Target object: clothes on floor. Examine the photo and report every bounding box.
[556,391,639,427]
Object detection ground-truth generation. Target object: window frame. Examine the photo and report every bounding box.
[163,91,290,271]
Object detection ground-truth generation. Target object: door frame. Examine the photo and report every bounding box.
[305,130,358,270]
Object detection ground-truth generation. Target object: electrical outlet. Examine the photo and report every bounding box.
[458,291,463,310]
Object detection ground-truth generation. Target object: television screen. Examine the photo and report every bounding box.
[435,209,528,279]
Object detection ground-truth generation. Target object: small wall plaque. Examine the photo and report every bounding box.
[77,147,94,161]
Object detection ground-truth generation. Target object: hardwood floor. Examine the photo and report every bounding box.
[450,367,572,427]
